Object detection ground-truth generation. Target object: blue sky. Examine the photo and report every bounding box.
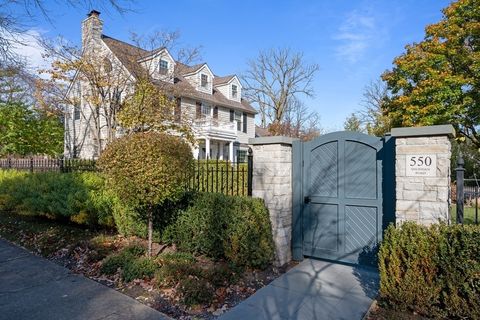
[14,0,451,131]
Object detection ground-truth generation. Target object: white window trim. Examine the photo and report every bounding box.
[231,84,238,99]
[159,59,169,75]
[201,103,212,117]
[201,73,209,88]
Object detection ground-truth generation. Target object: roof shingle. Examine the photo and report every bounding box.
[101,35,256,114]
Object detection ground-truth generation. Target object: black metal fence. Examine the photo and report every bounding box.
[186,153,253,196]
[0,157,96,172]
[0,151,253,197]
[454,154,479,224]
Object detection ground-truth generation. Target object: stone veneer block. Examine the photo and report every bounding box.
[391,125,455,225]
[249,136,298,266]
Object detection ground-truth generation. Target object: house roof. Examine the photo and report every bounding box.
[176,62,206,76]
[101,35,148,78]
[213,75,235,86]
[100,35,256,114]
[255,125,271,138]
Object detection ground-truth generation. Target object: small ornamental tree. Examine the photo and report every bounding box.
[98,132,194,256]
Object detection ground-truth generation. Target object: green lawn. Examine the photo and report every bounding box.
[450,205,479,224]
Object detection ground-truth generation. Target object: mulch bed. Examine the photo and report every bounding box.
[0,212,295,319]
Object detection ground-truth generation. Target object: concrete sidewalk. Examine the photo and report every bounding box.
[220,258,379,320]
[0,238,170,320]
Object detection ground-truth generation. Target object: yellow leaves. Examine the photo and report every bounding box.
[98,132,194,209]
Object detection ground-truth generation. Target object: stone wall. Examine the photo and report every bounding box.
[249,137,297,266]
[391,125,455,225]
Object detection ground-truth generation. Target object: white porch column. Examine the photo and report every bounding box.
[205,138,211,159]
[219,142,224,160]
[229,141,234,162]
[192,145,200,160]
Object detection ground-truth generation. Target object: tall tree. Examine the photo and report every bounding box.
[357,79,392,137]
[0,102,63,156]
[382,0,480,147]
[0,0,132,64]
[267,98,322,141]
[344,113,363,133]
[242,48,319,126]
[118,79,194,143]
[0,61,36,104]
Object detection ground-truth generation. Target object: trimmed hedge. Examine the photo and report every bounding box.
[163,193,274,268]
[0,170,189,237]
[0,170,114,227]
[379,222,480,319]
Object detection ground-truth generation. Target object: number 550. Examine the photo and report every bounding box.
[410,156,432,166]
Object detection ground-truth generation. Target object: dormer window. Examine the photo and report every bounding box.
[201,74,208,88]
[159,59,168,75]
[232,84,238,99]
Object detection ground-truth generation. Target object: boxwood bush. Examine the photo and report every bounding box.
[163,193,274,268]
[0,170,114,226]
[379,222,480,319]
[0,170,189,237]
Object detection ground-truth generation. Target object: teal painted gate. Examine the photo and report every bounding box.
[292,132,395,265]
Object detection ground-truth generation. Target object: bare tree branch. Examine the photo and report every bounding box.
[242,48,319,126]
[0,0,134,64]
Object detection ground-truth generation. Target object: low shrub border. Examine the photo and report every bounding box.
[0,170,275,269]
[0,169,115,227]
[378,222,480,319]
[163,192,275,269]
[0,170,192,238]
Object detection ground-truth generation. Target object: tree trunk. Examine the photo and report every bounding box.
[147,209,153,257]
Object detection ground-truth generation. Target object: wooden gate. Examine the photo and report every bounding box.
[292,132,395,265]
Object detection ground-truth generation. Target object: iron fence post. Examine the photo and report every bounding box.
[247,147,253,197]
[456,153,465,224]
[30,157,34,173]
[59,157,64,173]
[475,183,478,224]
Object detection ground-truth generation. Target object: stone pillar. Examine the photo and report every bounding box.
[391,125,455,225]
[249,136,298,266]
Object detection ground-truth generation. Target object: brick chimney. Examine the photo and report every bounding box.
[82,10,103,51]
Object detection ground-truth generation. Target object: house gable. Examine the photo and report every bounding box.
[214,75,242,102]
[183,64,214,95]
[137,48,176,83]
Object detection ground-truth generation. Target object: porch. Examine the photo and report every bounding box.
[194,139,248,162]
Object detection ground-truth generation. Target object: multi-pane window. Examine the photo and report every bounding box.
[237,150,247,163]
[231,84,238,98]
[235,111,242,131]
[159,59,168,75]
[201,104,211,117]
[201,74,208,88]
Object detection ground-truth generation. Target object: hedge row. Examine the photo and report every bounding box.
[0,170,274,268]
[379,222,480,319]
[0,170,193,236]
[0,170,116,227]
